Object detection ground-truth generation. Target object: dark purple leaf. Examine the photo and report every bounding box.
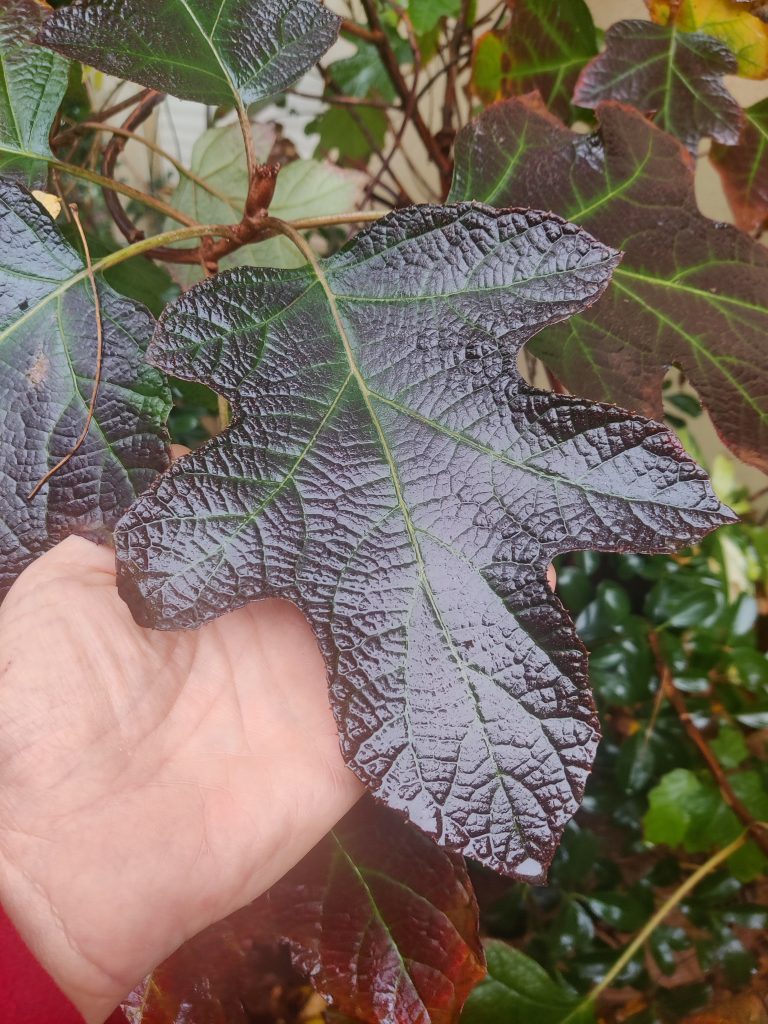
[573,19,743,152]
[450,96,768,474]
[115,202,731,880]
[711,98,768,234]
[0,179,170,601]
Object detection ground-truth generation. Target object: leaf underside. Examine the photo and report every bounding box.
[37,0,341,107]
[115,202,730,880]
[0,0,69,188]
[573,19,743,152]
[450,97,768,475]
[265,797,485,1024]
[0,180,170,601]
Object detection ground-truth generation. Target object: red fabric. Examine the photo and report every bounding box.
[0,904,126,1023]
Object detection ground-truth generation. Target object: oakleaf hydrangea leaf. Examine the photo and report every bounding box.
[450,97,768,474]
[265,797,485,1024]
[0,179,170,601]
[647,0,768,79]
[37,0,341,108]
[573,19,743,152]
[0,0,69,188]
[115,203,731,880]
[470,0,597,120]
[711,98,768,233]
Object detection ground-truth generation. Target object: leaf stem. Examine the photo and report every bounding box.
[93,224,238,274]
[288,210,385,229]
[566,833,747,1018]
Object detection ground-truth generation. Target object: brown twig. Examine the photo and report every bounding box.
[28,206,103,500]
[359,0,453,189]
[54,88,156,145]
[439,0,472,166]
[341,18,384,43]
[648,631,768,858]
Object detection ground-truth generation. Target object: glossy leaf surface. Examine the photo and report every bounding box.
[451,97,768,473]
[0,0,69,188]
[647,0,768,78]
[265,798,485,1024]
[116,202,731,879]
[711,98,768,233]
[169,122,364,276]
[460,941,592,1023]
[574,19,743,151]
[470,0,597,120]
[0,180,170,601]
[37,0,341,107]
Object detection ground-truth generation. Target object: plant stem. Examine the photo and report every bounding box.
[289,210,385,229]
[93,224,238,274]
[564,833,747,1020]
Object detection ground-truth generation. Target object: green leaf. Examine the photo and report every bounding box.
[470,0,597,120]
[38,0,340,108]
[0,0,69,188]
[573,19,743,152]
[450,96,768,474]
[644,768,702,846]
[408,0,461,34]
[710,726,749,769]
[309,104,388,163]
[0,180,170,601]
[461,941,592,1023]
[168,122,365,276]
[711,99,768,235]
[114,203,730,879]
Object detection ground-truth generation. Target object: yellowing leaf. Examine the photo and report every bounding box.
[647,0,768,78]
[31,190,62,219]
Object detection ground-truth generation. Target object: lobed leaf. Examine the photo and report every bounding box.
[0,0,69,188]
[37,0,341,108]
[0,179,170,601]
[470,0,597,120]
[450,97,768,473]
[573,19,743,152]
[116,201,731,880]
[711,99,768,234]
[647,0,768,79]
[265,797,485,1024]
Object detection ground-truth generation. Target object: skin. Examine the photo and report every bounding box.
[0,515,557,1023]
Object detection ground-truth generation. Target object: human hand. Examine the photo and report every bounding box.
[0,532,363,1023]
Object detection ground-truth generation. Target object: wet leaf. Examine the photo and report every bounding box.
[265,798,485,1024]
[470,0,597,120]
[0,0,69,188]
[115,202,731,880]
[169,122,365,277]
[450,97,768,473]
[711,99,768,234]
[37,0,340,107]
[647,0,768,78]
[460,941,592,1023]
[573,19,742,152]
[0,179,170,601]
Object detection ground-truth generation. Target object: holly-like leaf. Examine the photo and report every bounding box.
[169,122,365,276]
[0,179,170,601]
[265,798,485,1024]
[115,202,731,880]
[37,0,340,108]
[460,941,593,1024]
[450,97,768,473]
[647,0,768,79]
[470,0,597,120]
[0,0,69,188]
[711,99,768,233]
[573,19,743,152]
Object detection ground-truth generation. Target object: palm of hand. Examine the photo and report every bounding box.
[0,536,361,1019]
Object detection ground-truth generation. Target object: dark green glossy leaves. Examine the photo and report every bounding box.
[574,19,742,152]
[0,180,170,601]
[38,0,340,107]
[451,97,768,473]
[0,0,68,187]
[116,202,730,880]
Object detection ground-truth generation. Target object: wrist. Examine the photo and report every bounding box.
[0,839,127,1024]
